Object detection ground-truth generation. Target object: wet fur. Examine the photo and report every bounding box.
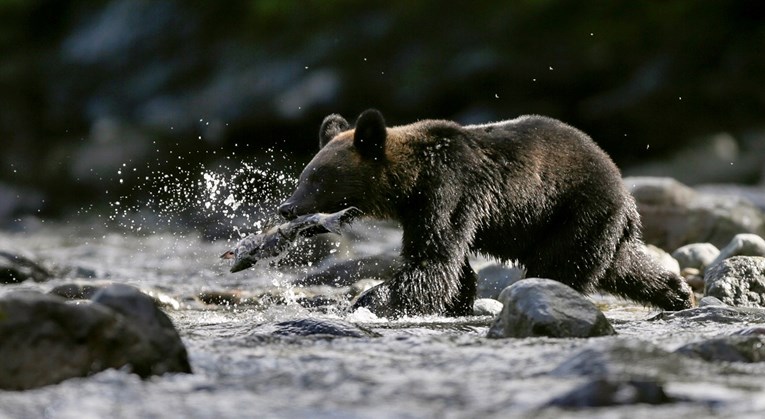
[281,111,693,316]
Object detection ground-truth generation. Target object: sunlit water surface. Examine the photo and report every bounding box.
[2,154,765,418]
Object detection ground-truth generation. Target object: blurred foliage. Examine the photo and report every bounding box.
[0,0,764,219]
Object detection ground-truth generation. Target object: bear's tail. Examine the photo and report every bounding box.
[597,241,694,311]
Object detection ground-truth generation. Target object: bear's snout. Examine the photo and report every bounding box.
[278,201,298,220]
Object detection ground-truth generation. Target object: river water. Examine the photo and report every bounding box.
[3,218,765,419]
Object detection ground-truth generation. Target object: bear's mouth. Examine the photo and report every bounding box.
[277,201,300,220]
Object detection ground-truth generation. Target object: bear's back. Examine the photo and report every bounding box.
[465,115,622,187]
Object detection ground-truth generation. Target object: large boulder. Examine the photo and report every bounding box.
[704,256,765,307]
[625,177,765,250]
[0,285,190,390]
[487,278,616,339]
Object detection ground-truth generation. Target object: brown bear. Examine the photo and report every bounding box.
[278,109,694,317]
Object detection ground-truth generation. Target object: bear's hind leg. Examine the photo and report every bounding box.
[597,242,693,311]
[444,257,478,316]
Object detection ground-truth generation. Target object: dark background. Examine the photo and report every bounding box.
[2,0,764,225]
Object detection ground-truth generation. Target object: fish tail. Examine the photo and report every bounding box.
[321,207,363,234]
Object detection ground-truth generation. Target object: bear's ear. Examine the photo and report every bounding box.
[319,114,350,149]
[353,109,387,159]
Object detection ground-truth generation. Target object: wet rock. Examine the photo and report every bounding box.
[473,298,503,316]
[551,339,690,378]
[675,335,765,363]
[0,288,190,390]
[644,244,680,275]
[139,288,182,310]
[651,305,765,323]
[704,256,765,307]
[0,250,52,284]
[250,318,380,338]
[625,177,765,249]
[672,243,720,272]
[51,283,181,310]
[698,296,727,307]
[681,268,705,293]
[48,283,102,299]
[546,378,674,408]
[90,284,191,376]
[476,262,525,299]
[197,289,246,306]
[487,278,616,339]
[709,233,765,268]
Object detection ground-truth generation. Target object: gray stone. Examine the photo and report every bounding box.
[644,244,680,275]
[487,278,616,339]
[472,298,503,316]
[704,256,765,307]
[48,283,102,299]
[89,284,191,377]
[625,177,765,249]
[551,339,689,378]
[650,305,765,323]
[675,335,765,363]
[546,379,674,407]
[249,318,380,339]
[0,250,51,284]
[698,296,727,307]
[709,234,765,268]
[476,262,525,299]
[0,288,190,390]
[672,243,720,272]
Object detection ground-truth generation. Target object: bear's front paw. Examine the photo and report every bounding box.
[351,283,397,318]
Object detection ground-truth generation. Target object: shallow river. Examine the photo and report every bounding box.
[2,221,765,418]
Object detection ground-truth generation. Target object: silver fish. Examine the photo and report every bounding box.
[221,207,362,273]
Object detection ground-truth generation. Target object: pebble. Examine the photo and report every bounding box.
[672,243,720,272]
[472,298,503,316]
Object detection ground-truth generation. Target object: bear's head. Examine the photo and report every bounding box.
[279,109,398,220]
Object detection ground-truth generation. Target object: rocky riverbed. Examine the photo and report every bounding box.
[3,210,765,418]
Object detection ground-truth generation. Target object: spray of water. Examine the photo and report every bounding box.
[104,146,298,241]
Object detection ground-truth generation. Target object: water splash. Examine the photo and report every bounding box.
[104,145,298,241]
